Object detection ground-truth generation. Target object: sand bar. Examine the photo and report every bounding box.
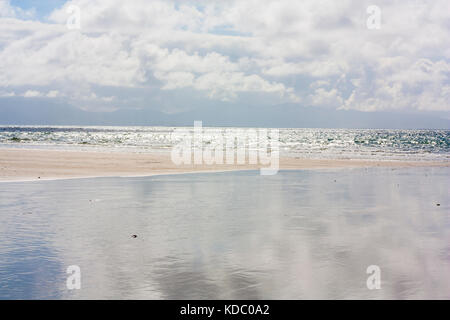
[0,147,448,181]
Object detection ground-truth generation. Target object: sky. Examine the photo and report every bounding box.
[0,0,449,126]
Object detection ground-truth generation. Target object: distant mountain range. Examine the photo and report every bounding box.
[1,97,449,129]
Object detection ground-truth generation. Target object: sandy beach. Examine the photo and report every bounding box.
[2,166,449,299]
[0,147,448,181]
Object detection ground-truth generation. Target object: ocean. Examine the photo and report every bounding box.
[0,126,449,161]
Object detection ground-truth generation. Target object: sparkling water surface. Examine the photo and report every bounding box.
[0,168,449,299]
[0,126,449,161]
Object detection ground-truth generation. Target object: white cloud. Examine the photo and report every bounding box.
[0,0,35,19]
[0,0,449,112]
[341,58,450,111]
[17,89,63,98]
[310,88,343,108]
[46,90,60,98]
[23,90,42,97]
[0,90,15,97]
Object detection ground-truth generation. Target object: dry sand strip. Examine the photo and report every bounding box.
[0,148,448,182]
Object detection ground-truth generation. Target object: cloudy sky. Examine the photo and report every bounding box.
[0,0,449,123]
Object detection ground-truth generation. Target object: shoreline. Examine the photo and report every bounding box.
[1,147,449,182]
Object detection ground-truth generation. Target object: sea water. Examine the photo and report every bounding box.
[0,126,449,161]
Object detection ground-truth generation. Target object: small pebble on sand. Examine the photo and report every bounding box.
[131,235,137,238]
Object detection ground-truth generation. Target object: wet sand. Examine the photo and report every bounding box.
[1,168,449,299]
[0,147,448,181]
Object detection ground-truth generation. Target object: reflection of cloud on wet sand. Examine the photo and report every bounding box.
[0,168,449,299]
